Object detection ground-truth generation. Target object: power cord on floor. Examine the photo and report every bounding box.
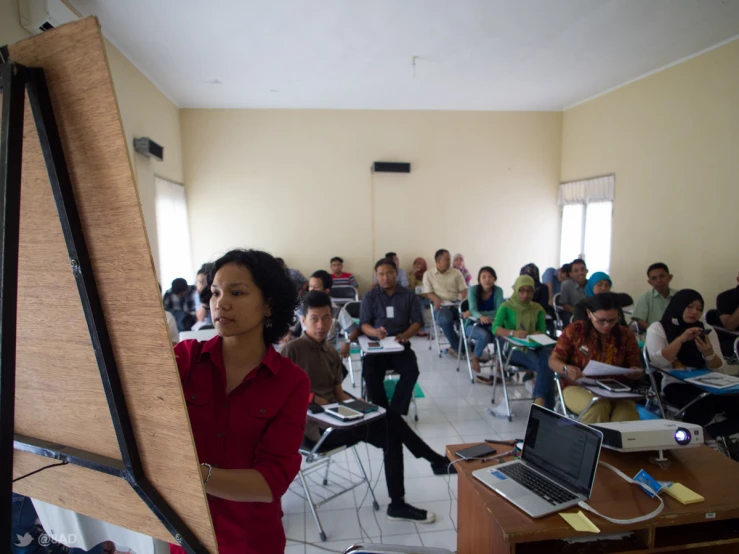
[446,458,467,532]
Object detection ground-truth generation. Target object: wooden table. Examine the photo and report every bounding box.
[447,442,739,553]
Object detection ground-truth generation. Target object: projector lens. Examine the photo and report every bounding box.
[674,428,691,445]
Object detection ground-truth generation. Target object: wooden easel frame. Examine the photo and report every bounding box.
[0,60,207,554]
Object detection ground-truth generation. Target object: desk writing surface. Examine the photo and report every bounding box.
[447,442,739,543]
[308,403,386,430]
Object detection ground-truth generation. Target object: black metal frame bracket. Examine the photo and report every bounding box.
[1,61,208,554]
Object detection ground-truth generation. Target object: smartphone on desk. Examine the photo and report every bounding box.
[455,444,497,460]
[325,405,365,422]
[366,341,383,350]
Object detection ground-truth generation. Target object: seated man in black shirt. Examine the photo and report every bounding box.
[360,258,423,415]
[282,291,453,524]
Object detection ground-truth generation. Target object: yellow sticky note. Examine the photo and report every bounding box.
[665,483,704,505]
[560,510,601,533]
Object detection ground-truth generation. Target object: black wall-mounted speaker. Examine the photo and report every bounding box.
[372,161,410,173]
[134,137,164,161]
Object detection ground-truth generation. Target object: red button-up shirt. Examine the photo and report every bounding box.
[170,337,310,554]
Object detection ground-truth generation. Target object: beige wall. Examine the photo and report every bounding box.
[181,109,562,293]
[104,43,184,279]
[561,39,739,309]
[1,0,184,281]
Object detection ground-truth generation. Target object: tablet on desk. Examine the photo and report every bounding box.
[342,399,379,413]
[325,405,365,421]
[597,379,630,392]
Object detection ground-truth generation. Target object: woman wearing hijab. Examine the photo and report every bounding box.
[548,292,643,423]
[572,272,632,324]
[520,263,549,309]
[492,275,554,407]
[453,253,472,286]
[646,289,739,437]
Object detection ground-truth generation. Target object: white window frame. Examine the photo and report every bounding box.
[558,174,615,273]
[154,176,194,289]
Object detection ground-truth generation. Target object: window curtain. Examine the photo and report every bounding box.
[558,174,614,205]
[155,177,194,290]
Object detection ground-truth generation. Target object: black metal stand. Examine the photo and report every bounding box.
[1,61,208,554]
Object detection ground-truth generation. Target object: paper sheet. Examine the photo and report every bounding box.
[506,336,538,348]
[684,372,739,390]
[529,334,557,346]
[560,511,601,533]
[583,360,636,377]
[358,335,405,353]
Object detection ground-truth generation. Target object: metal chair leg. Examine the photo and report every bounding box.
[500,349,514,422]
[430,307,442,357]
[456,329,464,372]
[322,456,331,486]
[675,392,711,420]
[647,371,667,418]
[348,353,356,388]
[554,374,570,418]
[575,397,600,422]
[299,470,327,542]
[462,324,475,383]
[351,446,380,511]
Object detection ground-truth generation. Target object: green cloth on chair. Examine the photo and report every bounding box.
[383,375,425,399]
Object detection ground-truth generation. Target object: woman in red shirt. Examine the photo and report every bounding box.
[548,292,643,423]
[172,249,310,554]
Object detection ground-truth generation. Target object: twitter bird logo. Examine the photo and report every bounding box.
[15,532,34,547]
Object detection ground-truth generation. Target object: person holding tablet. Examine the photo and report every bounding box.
[282,291,453,524]
[548,293,643,423]
[172,249,310,554]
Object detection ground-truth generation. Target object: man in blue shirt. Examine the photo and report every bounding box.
[360,258,423,415]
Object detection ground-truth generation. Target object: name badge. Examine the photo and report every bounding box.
[386,306,395,318]
[578,345,589,356]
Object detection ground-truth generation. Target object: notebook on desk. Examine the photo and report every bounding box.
[473,405,603,518]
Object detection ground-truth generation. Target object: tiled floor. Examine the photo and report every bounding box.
[282,336,533,553]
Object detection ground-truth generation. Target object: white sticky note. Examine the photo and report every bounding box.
[386,306,395,318]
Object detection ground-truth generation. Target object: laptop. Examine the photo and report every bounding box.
[472,405,603,518]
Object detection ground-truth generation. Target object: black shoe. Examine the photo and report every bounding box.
[387,502,436,523]
[430,458,457,475]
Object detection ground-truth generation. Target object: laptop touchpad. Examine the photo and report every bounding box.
[499,482,530,499]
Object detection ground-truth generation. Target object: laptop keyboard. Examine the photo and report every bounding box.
[497,464,578,505]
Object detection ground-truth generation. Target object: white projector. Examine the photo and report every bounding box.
[590,420,703,454]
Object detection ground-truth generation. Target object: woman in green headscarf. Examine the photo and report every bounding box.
[492,275,555,408]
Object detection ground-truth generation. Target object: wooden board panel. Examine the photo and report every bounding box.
[8,17,217,552]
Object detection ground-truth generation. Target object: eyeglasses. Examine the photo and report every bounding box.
[590,316,618,326]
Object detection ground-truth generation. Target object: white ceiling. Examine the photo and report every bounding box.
[70,0,739,111]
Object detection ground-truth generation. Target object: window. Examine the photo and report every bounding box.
[155,177,194,290]
[558,175,614,274]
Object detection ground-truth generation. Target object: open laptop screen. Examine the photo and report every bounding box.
[521,405,603,498]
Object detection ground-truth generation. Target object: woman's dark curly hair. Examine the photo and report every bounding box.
[209,249,297,345]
